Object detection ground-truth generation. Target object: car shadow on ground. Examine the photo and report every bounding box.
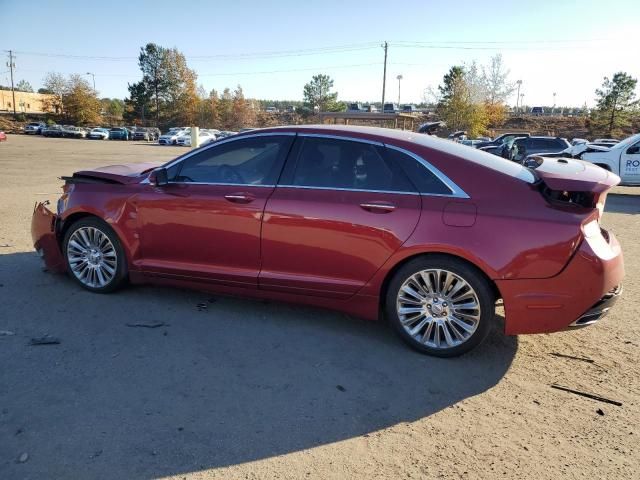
[605,193,640,215]
[0,251,517,479]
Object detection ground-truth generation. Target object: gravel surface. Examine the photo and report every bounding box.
[1,134,638,479]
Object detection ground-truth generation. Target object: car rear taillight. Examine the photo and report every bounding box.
[539,183,597,210]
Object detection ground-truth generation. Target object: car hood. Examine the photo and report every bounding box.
[70,161,164,184]
[531,156,620,193]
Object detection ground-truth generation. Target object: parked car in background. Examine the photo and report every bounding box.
[216,131,237,139]
[504,136,571,162]
[176,130,217,147]
[531,107,544,115]
[88,128,109,140]
[364,104,378,112]
[24,122,47,135]
[159,128,190,145]
[109,127,129,140]
[265,106,277,114]
[132,127,159,141]
[31,125,624,357]
[63,126,87,139]
[571,138,589,145]
[0,130,7,142]
[348,103,365,112]
[383,103,399,113]
[284,106,296,113]
[592,138,620,147]
[475,132,531,150]
[401,104,418,113]
[572,133,640,185]
[42,125,65,137]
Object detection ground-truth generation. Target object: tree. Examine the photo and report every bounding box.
[436,66,488,137]
[124,81,152,124]
[62,74,102,125]
[231,85,256,129]
[481,54,515,105]
[42,72,67,114]
[591,72,638,136]
[15,80,33,92]
[303,74,340,112]
[138,43,168,125]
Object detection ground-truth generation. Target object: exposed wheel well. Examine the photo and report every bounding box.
[379,252,501,311]
[58,212,100,244]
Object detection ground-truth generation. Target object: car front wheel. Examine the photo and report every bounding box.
[63,218,128,293]
[385,255,495,357]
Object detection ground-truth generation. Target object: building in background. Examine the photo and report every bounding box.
[0,90,58,114]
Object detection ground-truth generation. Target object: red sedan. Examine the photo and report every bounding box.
[31,126,624,356]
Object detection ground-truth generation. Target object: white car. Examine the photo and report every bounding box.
[158,128,190,145]
[88,128,109,140]
[176,130,217,147]
[580,133,640,185]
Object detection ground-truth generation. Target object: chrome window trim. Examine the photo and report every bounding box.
[297,132,384,146]
[385,144,470,199]
[275,184,419,196]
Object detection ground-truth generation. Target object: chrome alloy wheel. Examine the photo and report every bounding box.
[66,226,117,288]
[396,269,481,349]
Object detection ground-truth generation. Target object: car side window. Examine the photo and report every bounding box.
[290,137,415,192]
[173,136,292,185]
[385,148,453,195]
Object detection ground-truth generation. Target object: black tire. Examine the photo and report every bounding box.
[385,255,495,357]
[62,217,128,293]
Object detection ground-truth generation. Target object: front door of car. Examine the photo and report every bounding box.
[259,136,421,298]
[620,142,640,183]
[135,134,294,286]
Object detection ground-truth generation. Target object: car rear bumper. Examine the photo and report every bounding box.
[31,203,66,273]
[497,228,624,335]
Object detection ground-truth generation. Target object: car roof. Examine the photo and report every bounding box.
[241,125,534,183]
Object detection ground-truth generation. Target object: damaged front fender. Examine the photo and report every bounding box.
[31,202,66,273]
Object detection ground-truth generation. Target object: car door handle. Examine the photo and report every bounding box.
[224,193,254,204]
[359,202,396,213]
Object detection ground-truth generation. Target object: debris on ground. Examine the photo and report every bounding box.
[196,303,207,311]
[549,352,595,364]
[551,384,622,406]
[29,336,61,346]
[125,322,167,328]
[89,450,103,459]
[0,330,15,336]
[597,408,605,416]
[336,385,346,392]
[1,243,12,248]
[17,452,29,463]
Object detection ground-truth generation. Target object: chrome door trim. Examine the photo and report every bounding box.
[385,144,470,199]
[275,184,420,196]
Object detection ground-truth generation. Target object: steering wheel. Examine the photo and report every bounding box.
[218,165,244,184]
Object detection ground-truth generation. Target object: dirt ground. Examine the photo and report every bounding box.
[1,134,638,480]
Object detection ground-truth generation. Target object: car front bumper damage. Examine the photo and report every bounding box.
[31,202,65,273]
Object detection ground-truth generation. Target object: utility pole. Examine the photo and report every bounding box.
[86,72,96,93]
[381,42,388,110]
[396,74,403,106]
[7,50,16,117]
[515,80,522,112]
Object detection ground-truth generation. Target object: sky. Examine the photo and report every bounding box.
[1,0,639,107]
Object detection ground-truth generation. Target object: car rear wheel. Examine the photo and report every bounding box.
[385,255,495,357]
[63,218,128,293]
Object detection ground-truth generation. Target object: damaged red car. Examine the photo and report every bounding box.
[31,126,624,356]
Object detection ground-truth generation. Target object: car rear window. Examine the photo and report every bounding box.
[290,137,416,193]
[384,148,452,195]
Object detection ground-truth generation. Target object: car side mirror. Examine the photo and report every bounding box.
[149,168,169,186]
[627,146,640,155]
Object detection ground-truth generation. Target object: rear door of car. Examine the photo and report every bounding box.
[259,134,421,298]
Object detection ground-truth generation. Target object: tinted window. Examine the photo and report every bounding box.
[530,138,562,150]
[385,148,452,195]
[290,137,415,193]
[173,136,291,185]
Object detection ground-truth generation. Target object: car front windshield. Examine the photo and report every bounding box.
[612,133,640,150]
